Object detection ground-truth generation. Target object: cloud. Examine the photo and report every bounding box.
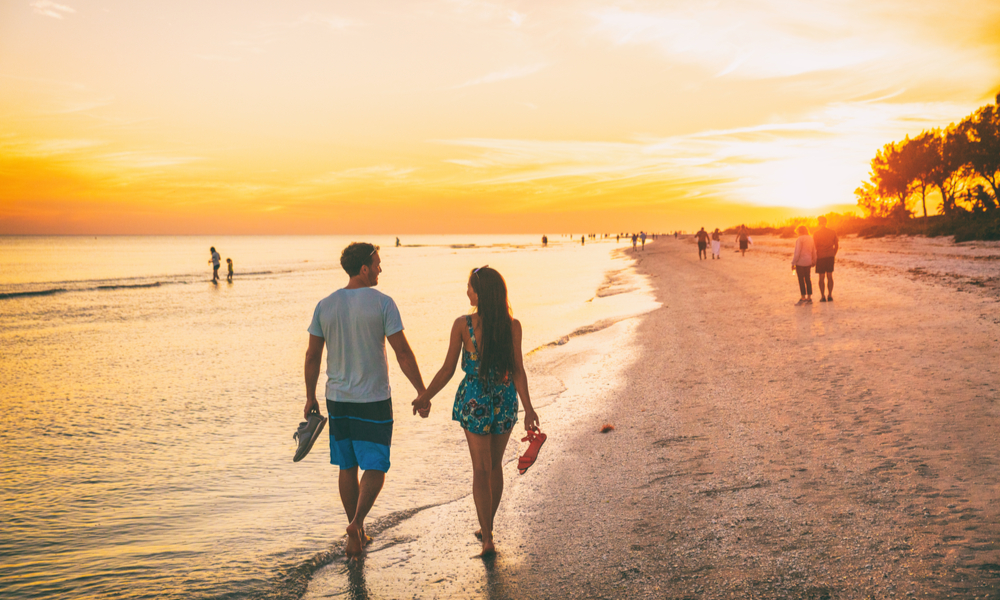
[437,98,982,209]
[452,63,548,89]
[31,0,75,19]
[310,165,417,185]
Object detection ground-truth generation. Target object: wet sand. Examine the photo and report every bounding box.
[299,235,1000,599]
[500,237,1000,599]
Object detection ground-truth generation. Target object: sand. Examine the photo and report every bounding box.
[299,235,1000,599]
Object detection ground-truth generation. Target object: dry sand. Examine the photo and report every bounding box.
[298,235,1000,599]
[497,236,1000,599]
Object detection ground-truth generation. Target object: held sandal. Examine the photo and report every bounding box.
[517,428,547,475]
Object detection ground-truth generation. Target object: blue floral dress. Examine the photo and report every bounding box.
[453,316,518,435]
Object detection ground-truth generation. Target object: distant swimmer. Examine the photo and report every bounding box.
[226,258,234,283]
[412,266,539,558]
[616,234,620,243]
[541,235,548,246]
[792,225,816,305]
[711,228,722,259]
[695,227,710,260]
[813,216,840,302]
[209,247,221,282]
[736,226,751,257]
[581,235,585,246]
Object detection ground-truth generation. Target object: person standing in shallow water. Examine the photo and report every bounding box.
[226,258,233,283]
[812,216,840,302]
[791,225,816,305]
[209,247,221,282]
[303,242,428,559]
[413,266,540,557]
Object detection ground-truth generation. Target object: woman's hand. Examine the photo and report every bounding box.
[412,395,431,418]
[523,408,540,432]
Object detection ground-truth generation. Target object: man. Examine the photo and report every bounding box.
[813,216,840,302]
[209,247,221,282]
[303,242,428,558]
[640,231,647,250]
[694,227,710,260]
[735,225,750,257]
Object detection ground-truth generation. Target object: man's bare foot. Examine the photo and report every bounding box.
[345,523,364,558]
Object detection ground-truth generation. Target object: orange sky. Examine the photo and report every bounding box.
[2,0,999,234]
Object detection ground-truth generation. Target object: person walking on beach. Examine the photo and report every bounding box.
[736,226,751,257]
[631,233,638,251]
[812,216,840,302]
[641,231,647,250]
[710,228,722,259]
[209,247,221,282]
[791,226,817,305]
[226,258,234,283]
[413,266,539,557]
[303,242,428,559]
[695,227,710,260]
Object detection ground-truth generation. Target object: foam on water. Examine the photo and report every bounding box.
[0,235,658,599]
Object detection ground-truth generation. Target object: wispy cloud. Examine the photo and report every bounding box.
[453,63,548,89]
[31,0,75,19]
[438,99,981,209]
[310,165,417,185]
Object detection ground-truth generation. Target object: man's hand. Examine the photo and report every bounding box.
[412,396,431,418]
[304,398,319,419]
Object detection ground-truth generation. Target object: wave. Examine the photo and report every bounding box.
[96,282,162,291]
[0,288,68,300]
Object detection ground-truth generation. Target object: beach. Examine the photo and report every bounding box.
[301,234,1000,599]
[499,235,1000,599]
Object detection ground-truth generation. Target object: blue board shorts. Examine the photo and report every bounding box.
[327,398,392,472]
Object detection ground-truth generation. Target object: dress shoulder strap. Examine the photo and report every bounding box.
[465,315,479,353]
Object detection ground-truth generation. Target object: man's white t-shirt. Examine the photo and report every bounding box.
[211,250,221,267]
[308,287,404,403]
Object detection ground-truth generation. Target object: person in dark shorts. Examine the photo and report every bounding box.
[695,227,710,260]
[413,266,540,557]
[813,216,839,302]
[736,225,751,256]
[303,242,428,559]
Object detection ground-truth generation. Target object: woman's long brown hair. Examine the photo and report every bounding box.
[469,267,514,383]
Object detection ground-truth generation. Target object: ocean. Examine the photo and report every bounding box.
[0,235,656,599]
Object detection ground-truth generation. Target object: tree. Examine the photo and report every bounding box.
[902,132,942,218]
[955,102,1000,209]
[928,126,973,215]
[855,180,893,218]
[870,140,915,218]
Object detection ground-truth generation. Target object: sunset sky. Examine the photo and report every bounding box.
[2,0,999,234]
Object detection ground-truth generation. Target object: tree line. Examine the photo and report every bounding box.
[855,94,1000,219]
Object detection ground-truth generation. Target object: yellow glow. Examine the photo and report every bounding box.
[1,0,999,233]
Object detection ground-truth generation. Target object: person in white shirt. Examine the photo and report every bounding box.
[791,226,817,305]
[303,242,428,559]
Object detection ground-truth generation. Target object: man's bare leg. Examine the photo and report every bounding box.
[826,273,834,298]
[818,275,827,299]
[341,468,385,558]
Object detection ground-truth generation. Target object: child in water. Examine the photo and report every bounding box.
[226,258,234,282]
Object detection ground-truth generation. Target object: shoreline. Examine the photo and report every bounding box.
[297,247,659,599]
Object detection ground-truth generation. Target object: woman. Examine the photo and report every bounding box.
[414,266,539,556]
[791,225,816,305]
[710,228,722,260]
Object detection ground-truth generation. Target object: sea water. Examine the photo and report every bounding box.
[0,235,655,599]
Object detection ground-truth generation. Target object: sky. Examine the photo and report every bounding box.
[1,0,999,234]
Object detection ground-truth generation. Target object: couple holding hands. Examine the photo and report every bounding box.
[300,242,541,558]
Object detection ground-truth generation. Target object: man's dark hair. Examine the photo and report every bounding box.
[340,242,378,276]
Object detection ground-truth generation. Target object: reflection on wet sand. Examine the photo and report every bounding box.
[345,559,369,600]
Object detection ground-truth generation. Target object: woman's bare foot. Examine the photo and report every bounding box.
[345,523,364,559]
[479,538,496,557]
[474,529,483,540]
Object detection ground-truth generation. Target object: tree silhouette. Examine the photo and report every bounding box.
[956,102,1000,203]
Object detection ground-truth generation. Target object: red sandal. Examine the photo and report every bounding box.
[517,428,547,475]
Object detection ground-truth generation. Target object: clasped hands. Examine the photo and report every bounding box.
[411,394,431,418]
